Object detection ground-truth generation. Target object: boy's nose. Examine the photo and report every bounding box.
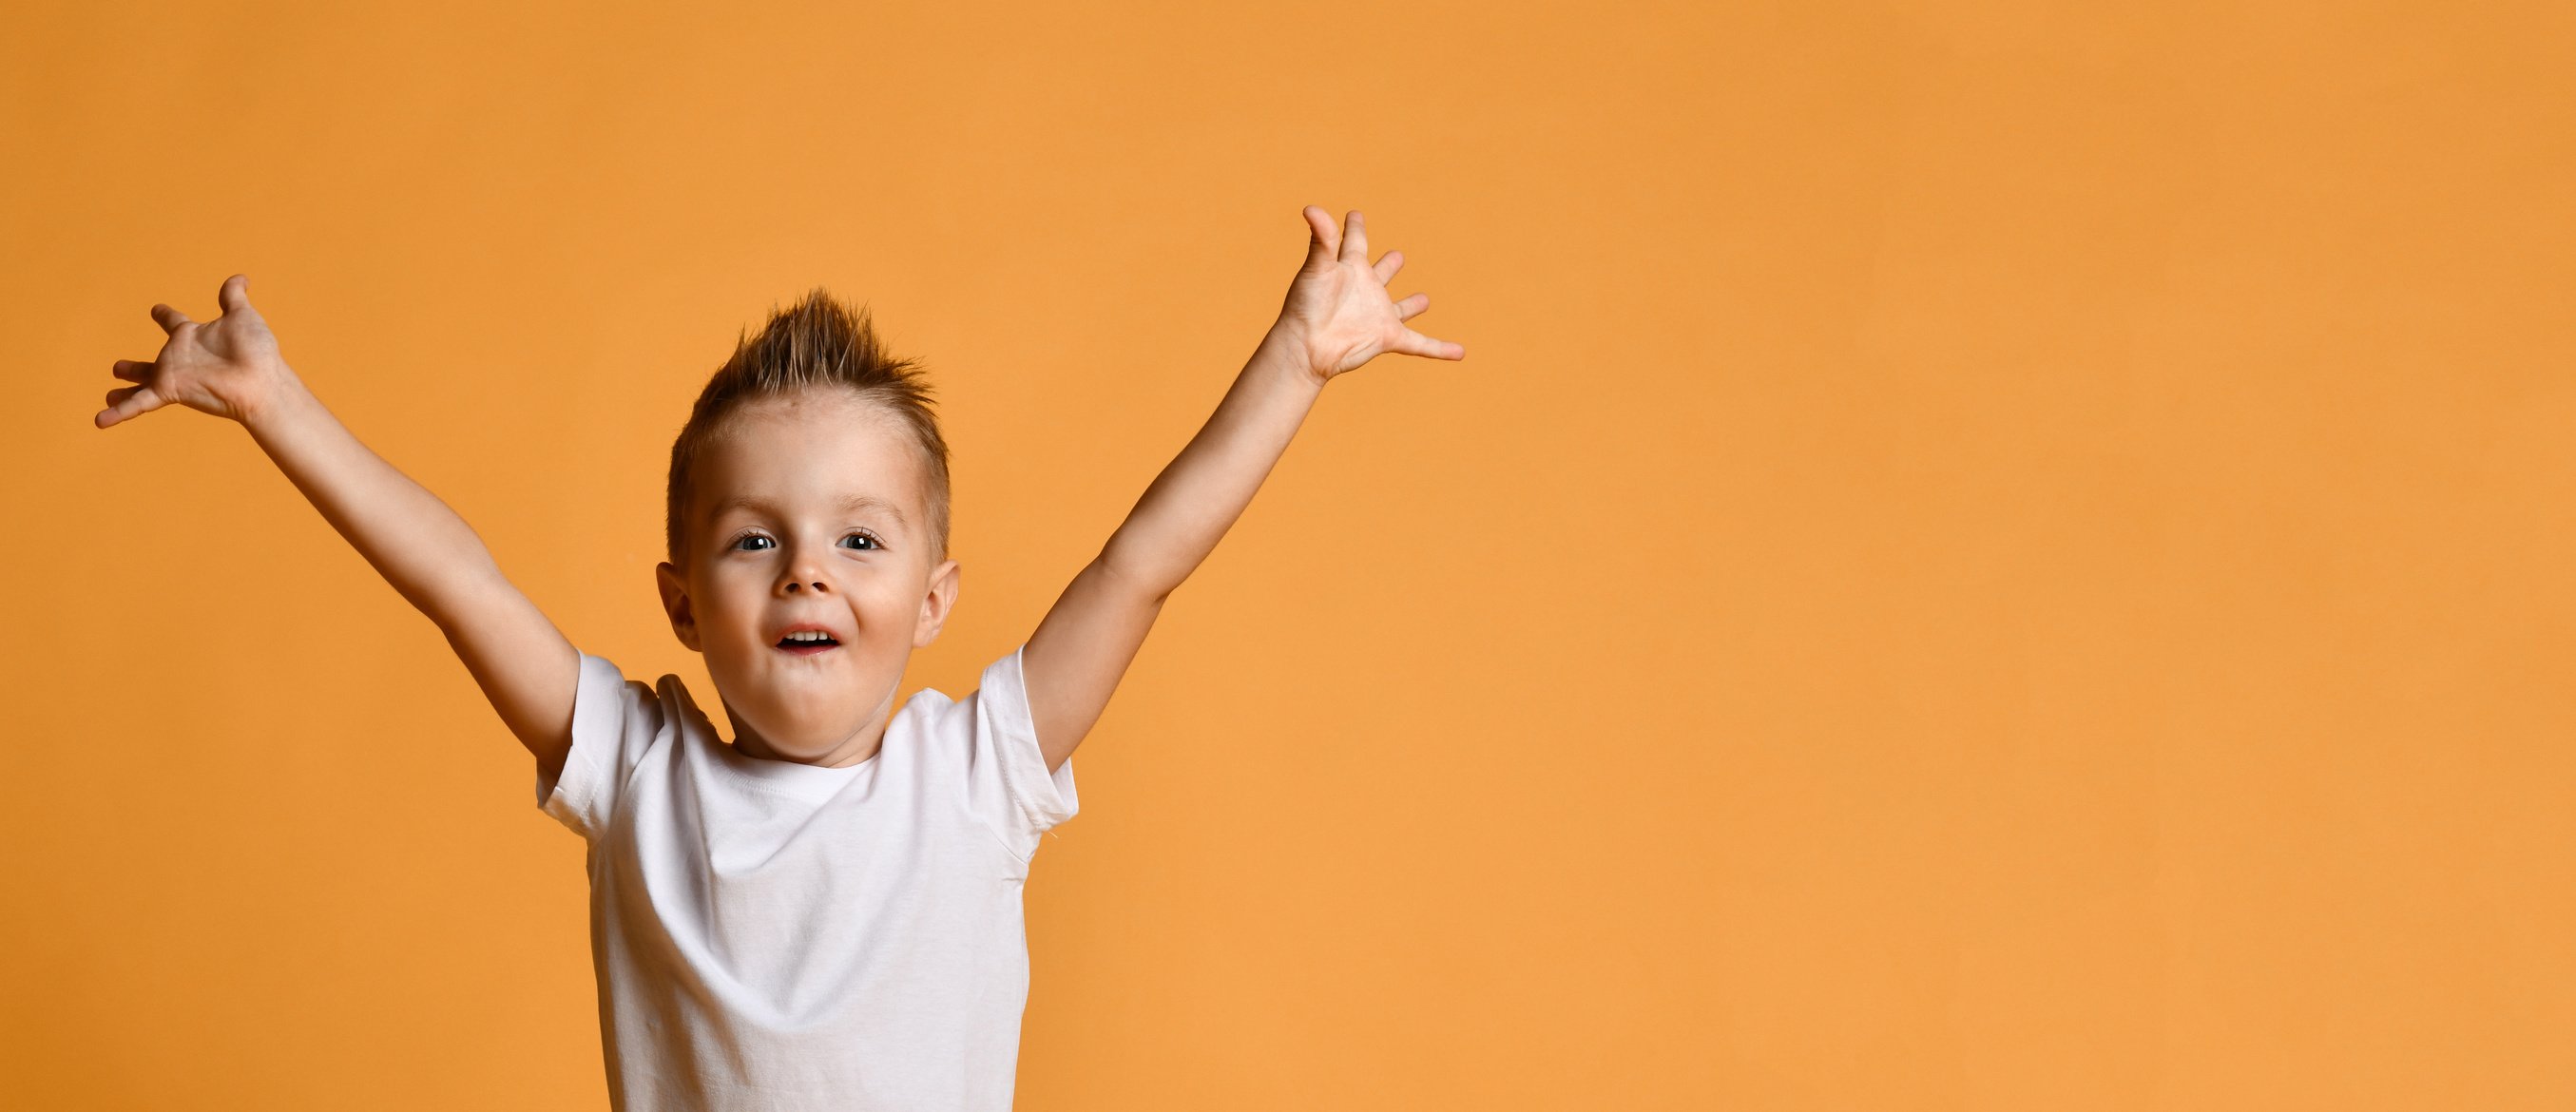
[784,580,828,594]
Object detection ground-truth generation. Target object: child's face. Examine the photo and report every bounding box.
[654,389,959,766]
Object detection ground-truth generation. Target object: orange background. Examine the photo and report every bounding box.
[5,2,2571,1108]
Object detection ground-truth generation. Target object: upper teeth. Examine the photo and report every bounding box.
[786,631,831,642]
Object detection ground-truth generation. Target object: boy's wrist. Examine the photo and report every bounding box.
[237,366,309,434]
[1252,323,1332,393]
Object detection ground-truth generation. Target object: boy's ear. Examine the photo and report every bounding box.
[655,561,703,652]
[913,557,961,648]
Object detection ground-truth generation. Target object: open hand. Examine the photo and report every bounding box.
[97,274,289,429]
[1273,206,1465,383]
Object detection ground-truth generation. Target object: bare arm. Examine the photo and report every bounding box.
[1021,207,1466,773]
[97,276,579,782]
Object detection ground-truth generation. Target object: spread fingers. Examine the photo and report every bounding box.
[1393,326,1465,361]
[96,384,164,429]
[1373,250,1405,285]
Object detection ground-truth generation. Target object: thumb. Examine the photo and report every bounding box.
[1300,206,1338,271]
[218,274,254,316]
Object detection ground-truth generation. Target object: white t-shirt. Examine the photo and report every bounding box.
[535,643,1079,1111]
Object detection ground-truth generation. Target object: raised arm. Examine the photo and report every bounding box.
[1020,207,1465,773]
[97,276,580,782]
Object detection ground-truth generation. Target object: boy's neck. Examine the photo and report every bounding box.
[722,701,894,768]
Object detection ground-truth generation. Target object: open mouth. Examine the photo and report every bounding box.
[775,630,840,655]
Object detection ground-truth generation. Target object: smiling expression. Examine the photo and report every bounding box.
[654,388,960,767]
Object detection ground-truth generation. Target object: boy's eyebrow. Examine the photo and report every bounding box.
[712,492,909,527]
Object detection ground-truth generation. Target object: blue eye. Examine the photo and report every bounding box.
[733,534,775,552]
[840,533,880,550]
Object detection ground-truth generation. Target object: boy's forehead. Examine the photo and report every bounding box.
[695,394,927,523]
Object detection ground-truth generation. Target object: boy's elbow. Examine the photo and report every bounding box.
[1090,550,1181,607]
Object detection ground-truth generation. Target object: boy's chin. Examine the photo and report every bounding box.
[705,650,902,757]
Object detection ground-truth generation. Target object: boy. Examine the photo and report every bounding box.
[95,206,1463,1110]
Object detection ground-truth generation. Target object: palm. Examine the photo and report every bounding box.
[1278,207,1464,380]
[98,274,282,428]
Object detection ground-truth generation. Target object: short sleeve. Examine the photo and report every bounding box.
[963,643,1080,861]
[536,652,670,841]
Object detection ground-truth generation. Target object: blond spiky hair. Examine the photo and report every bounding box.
[664,288,952,568]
